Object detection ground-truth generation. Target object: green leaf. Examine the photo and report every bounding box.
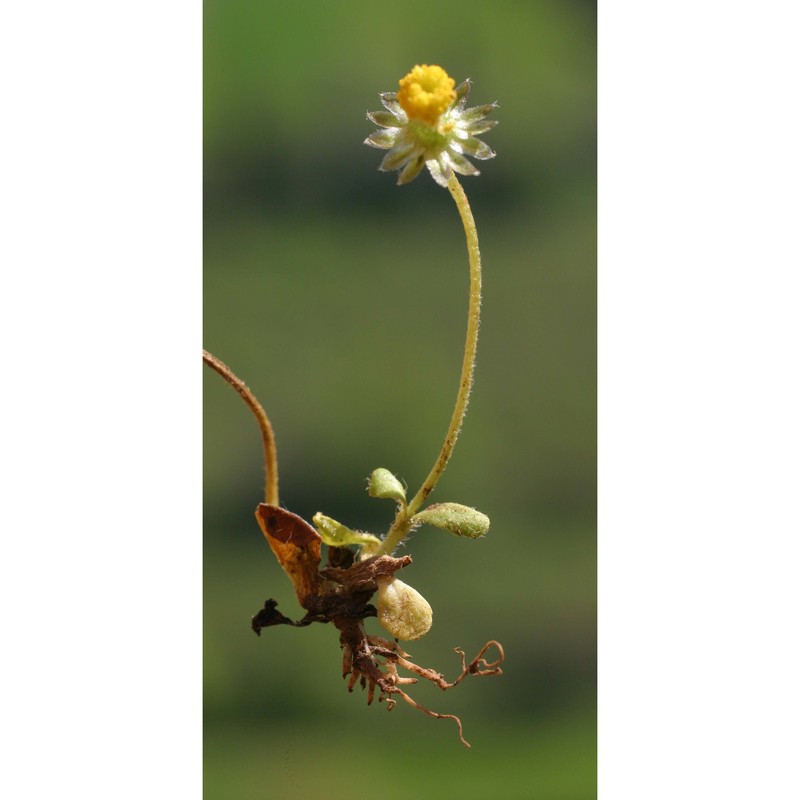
[367,468,406,503]
[312,513,382,549]
[412,503,490,539]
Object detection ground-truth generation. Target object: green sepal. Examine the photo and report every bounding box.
[312,513,382,549]
[411,503,490,539]
[367,468,406,503]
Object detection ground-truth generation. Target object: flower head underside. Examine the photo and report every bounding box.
[364,64,497,187]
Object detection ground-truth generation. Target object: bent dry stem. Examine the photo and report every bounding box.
[202,349,279,506]
[377,173,483,556]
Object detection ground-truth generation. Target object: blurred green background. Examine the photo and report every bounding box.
[204,1,595,797]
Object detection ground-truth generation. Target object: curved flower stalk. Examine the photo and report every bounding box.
[203,64,503,748]
[366,65,496,558]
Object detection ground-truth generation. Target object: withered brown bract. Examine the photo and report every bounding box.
[255,504,322,609]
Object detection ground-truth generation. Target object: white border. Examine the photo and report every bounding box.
[1,4,202,796]
[599,2,799,797]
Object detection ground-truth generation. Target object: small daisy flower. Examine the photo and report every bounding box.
[364,64,498,187]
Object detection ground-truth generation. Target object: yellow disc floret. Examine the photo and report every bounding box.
[397,64,456,126]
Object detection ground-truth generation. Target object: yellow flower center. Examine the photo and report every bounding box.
[397,64,456,126]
